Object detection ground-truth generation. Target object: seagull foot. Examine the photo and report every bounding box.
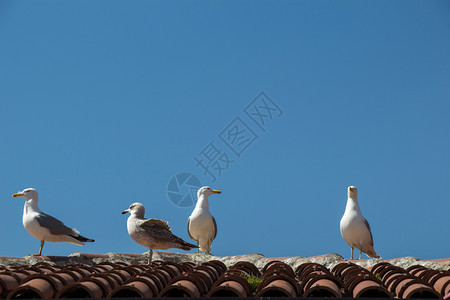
[29,254,42,256]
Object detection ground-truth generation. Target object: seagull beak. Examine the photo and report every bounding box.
[12,192,24,198]
[122,209,129,214]
[212,190,221,194]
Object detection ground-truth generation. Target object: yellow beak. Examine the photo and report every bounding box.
[213,190,222,194]
[12,192,24,197]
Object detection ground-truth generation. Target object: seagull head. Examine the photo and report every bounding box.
[122,202,145,218]
[348,186,358,198]
[12,188,38,200]
[197,186,221,198]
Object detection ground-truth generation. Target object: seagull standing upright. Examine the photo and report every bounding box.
[187,186,221,254]
[340,186,381,259]
[122,202,197,264]
[12,188,95,256]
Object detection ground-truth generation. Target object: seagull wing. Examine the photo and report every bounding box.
[212,216,217,240]
[36,213,77,236]
[143,218,171,231]
[363,218,374,246]
[141,219,189,245]
[187,217,194,240]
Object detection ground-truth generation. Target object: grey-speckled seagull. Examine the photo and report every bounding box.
[12,188,95,256]
[122,202,198,263]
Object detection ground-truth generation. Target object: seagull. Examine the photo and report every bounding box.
[12,188,95,256]
[122,202,198,264]
[187,186,221,254]
[340,186,381,259]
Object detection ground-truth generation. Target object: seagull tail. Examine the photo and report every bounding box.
[179,240,199,251]
[70,234,95,243]
[366,250,381,259]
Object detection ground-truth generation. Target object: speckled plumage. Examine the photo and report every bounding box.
[122,202,197,263]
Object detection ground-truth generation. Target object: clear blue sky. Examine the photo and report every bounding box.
[1,0,449,260]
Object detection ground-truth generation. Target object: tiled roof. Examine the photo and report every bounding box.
[0,253,449,299]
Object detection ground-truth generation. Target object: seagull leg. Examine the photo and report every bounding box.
[206,239,211,255]
[196,240,199,254]
[31,240,45,256]
[39,240,44,256]
[350,247,354,260]
[148,249,153,265]
[359,250,362,260]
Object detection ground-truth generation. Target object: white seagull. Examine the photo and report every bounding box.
[122,202,198,264]
[12,188,95,256]
[187,186,221,254]
[340,186,381,259]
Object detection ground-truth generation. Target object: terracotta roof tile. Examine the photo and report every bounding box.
[0,253,449,299]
